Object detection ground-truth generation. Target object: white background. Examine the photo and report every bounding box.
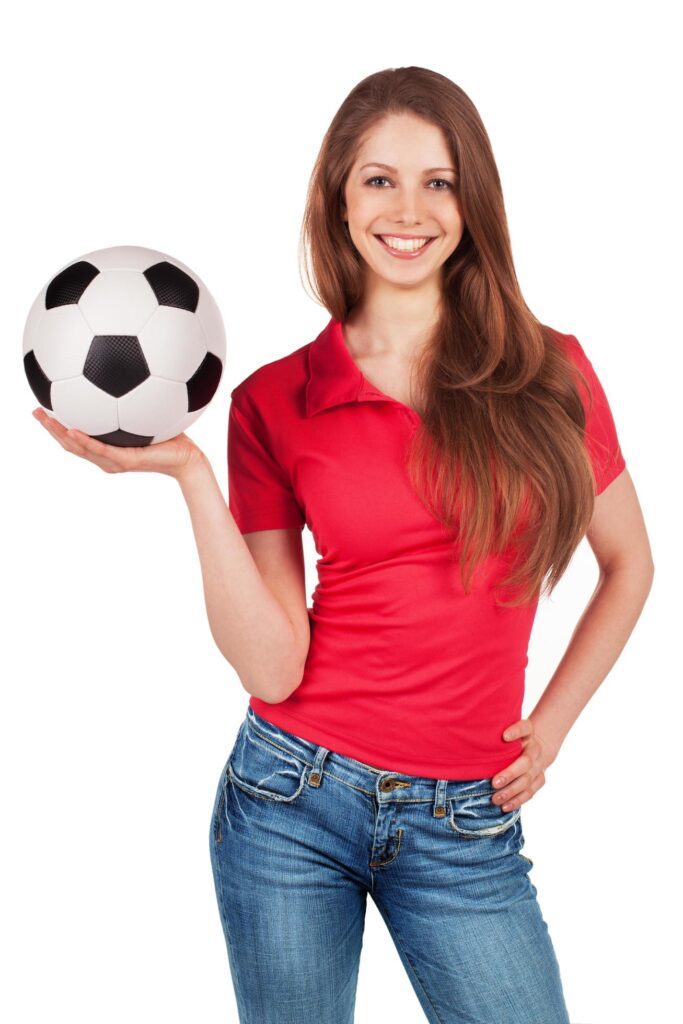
[2,2,678,1022]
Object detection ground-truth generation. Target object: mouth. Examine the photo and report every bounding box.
[373,234,438,259]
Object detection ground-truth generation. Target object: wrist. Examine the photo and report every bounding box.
[529,713,564,765]
[175,451,212,488]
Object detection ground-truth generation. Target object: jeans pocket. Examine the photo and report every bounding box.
[228,719,308,803]
[447,788,522,838]
[211,752,233,847]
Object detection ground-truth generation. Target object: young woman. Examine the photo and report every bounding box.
[34,67,654,1023]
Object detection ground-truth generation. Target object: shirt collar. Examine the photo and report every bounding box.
[305,316,398,417]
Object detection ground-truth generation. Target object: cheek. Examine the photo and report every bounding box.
[346,190,384,224]
[443,211,465,248]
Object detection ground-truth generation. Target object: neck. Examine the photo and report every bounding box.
[346,289,441,362]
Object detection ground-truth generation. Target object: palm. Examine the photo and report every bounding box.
[119,431,201,473]
[33,407,205,478]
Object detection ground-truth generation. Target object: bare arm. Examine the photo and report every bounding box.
[31,409,306,703]
[176,453,308,703]
[529,468,655,758]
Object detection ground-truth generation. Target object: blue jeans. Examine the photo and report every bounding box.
[209,706,571,1024]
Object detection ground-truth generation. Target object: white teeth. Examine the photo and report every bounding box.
[379,235,431,252]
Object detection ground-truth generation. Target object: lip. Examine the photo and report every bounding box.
[377,233,437,240]
[374,234,438,259]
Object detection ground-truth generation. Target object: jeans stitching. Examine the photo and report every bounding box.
[228,762,307,803]
[447,805,522,838]
[243,723,308,770]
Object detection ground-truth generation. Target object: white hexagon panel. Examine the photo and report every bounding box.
[23,244,227,446]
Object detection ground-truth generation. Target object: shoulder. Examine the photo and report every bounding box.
[229,339,312,418]
[544,326,623,445]
[543,326,604,398]
[543,327,618,390]
[544,325,587,364]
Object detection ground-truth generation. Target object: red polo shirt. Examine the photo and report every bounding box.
[227,317,626,779]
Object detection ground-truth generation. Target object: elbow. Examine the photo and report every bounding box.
[241,658,306,705]
[599,553,655,583]
[269,662,306,704]
[269,634,308,703]
[239,675,287,704]
[252,690,283,705]
[247,681,300,705]
[598,557,655,602]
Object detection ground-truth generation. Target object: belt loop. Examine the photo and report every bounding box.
[308,745,330,787]
[433,779,448,817]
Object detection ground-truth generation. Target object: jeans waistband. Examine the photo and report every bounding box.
[244,706,497,808]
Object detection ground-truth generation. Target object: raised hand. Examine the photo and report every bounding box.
[32,407,206,480]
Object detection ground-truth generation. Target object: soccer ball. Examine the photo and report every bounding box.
[23,244,226,446]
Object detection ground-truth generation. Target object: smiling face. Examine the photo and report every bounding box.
[342,112,465,292]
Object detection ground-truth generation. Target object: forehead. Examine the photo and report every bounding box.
[353,113,453,169]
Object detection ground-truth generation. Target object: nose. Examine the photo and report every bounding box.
[388,185,429,227]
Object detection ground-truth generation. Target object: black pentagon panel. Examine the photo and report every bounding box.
[91,427,154,448]
[84,336,150,398]
[143,261,199,312]
[24,350,53,409]
[187,350,223,412]
[46,261,100,309]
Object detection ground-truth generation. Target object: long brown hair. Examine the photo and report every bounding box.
[299,66,597,608]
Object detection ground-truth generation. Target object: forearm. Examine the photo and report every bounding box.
[529,563,655,759]
[175,454,302,702]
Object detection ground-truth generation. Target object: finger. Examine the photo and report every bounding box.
[39,414,85,455]
[493,767,545,808]
[66,427,116,460]
[38,413,122,472]
[502,718,533,742]
[498,773,545,810]
[64,428,127,472]
[492,749,534,788]
[500,788,530,810]
[492,773,531,807]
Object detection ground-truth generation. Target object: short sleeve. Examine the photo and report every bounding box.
[227,389,305,533]
[566,335,627,495]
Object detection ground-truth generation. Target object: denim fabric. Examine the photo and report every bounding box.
[209,706,571,1024]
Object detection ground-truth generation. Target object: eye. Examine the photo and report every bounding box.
[364,176,454,191]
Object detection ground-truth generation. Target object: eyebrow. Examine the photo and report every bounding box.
[359,162,457,174]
